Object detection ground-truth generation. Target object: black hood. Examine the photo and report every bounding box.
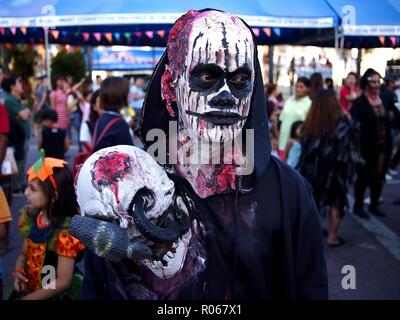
[140,11,271,188]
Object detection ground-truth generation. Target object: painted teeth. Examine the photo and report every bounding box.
[166,251,174,258]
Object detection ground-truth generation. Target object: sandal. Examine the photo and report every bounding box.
[327,237,345,248]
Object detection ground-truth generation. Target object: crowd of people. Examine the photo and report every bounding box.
[0,67,147,298]
[0,47,399,298]
[266,69,400,247]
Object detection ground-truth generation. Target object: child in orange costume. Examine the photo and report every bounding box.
[8,150,84,300]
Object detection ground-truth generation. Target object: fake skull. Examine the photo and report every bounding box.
[73,145,192,279]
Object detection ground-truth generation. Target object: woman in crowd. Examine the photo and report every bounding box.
[278,77,311,159]
[339,72,359,118]
[309,72,324,100]
[351,69,392,219]
[50,75,69,132]
[91,77,133,152]
[298,89,362,247]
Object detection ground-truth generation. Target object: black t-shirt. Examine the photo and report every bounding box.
[41,127,66,159]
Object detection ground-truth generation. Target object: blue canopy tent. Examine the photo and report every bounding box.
[327,0,400,48]
[0,0,338,45]
[0,0,340,77]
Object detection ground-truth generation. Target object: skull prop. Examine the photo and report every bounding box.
[70,145,192,279]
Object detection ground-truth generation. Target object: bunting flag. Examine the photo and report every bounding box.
[82,32,90,42]
[378,36,385,46]
[273,28,281,37]
[10,27,17,35]
[94,32,102,42]
[263,27,271,37]
[145,31,154,39]
[251,28,260,37]
[124,32,131,41]
[104,32,113,42]
[51,29,60,39]
[157,30,165,38]
[20,27,27,35]
[114,32,121,41]
[0,28,5,36]
[390,37,397,46]
[135,31,142,38]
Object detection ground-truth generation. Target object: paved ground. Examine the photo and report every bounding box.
[1,135,400,299]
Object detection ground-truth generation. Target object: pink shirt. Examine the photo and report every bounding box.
[50,89,69,129]
[339,86,359,114]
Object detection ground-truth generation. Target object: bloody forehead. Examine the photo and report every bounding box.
[167,9,204,82]
[167,10,251,82]
[91,152,132,190]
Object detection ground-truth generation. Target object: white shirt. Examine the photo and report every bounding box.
[79,121,92,143]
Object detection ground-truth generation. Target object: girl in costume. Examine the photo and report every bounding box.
[9,150,84,300]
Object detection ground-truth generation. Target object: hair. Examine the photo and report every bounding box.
[303,89,342,139]
[54,74,65,83]
[53,74,65,88]
[310,72,324,97]
[265,83,277,97]
[37,165,77,229]
[297,76,311,88]
[100,76,129,112]
[20,77,32,100]
[360,68,380,91]
[88,90,100,134]
[325,78,334,89]
[290,120,304,139]
[1,75,17,93]
[347,72,358,79]
[41,108,58,122]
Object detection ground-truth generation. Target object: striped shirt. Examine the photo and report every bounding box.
[50,89,69,129]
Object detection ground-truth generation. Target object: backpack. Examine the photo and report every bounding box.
[72,116,122,178]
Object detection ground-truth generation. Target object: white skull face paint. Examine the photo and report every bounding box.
[175,11,255,143]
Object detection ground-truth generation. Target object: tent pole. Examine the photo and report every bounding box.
[87,46,93,79]
[335,27,339,51]
[268,45,274,84]
[356,48,362,79]
[44,27,51,88]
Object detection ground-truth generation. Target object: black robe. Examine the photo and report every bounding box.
[81,12,328,299]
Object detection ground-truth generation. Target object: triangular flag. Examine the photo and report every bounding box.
[273,28,281,37]
[378,36,385,45]
[0,28,5,36]
[51,29,59,39]
[135,31,142,37]
[145,31,154,39]
[124,32,131,41]
[263,27,271,37]
[114,32,121,41]
[104,32,112,42]
[157,30,165,38]
[82,32,90,42]
[251,28,260,37]
[390,37,397,46]
[10,27,17,35]
[94,32,102,42]
[20,27,27,35]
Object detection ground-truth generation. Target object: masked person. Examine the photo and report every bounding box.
[76,9,328,300]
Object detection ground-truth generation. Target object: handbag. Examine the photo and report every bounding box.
[1,147,18,176]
